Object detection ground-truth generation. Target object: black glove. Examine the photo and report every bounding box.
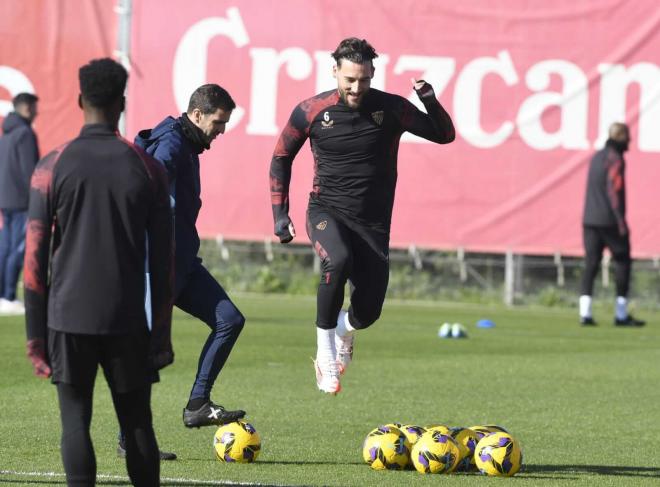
[274,216,296,244]
[412,78,435,99]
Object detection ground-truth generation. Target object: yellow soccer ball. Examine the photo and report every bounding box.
[474,432,522,476]
[362,427,411,470]
[365,424,402,438]
[213,420,261,463]
[411,431,460,474]
[399,425,426,445]
[448,427,479,471]
[425,424,451,435]
[469,424,508,442]
[399,425,427,467]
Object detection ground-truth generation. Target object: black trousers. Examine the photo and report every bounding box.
[581,225,631,297]
[175,262,245,400]
[307,204,389,330]
[50,330,159,487]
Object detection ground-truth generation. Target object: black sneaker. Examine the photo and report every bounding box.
[614,315,646,327]
[580,316,597,326]
[117,442,177,461]
[182,401,246,428]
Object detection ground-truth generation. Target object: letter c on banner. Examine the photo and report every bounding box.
[173,7,249,131]
[453,50,519,149]
[0,66,35,117]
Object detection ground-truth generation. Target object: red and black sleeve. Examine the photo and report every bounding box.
[269,104,310,226]
[605,151,627,234]
[24,149,62,342]
[399,81,455,144]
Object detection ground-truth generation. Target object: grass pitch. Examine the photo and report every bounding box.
[1,293,659,486]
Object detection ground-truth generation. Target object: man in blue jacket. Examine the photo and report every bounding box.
[0,93,39,314]
[134,84,246,429]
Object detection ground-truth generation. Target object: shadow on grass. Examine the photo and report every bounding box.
[525,464,660,478]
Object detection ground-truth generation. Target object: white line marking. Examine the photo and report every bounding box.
[0,470,286,486]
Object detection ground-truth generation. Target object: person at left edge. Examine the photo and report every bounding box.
[0,92,39,315]
[24,57,174,487]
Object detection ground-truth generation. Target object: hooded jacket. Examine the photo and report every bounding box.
[134,116,203,294]
[0,112,40,209]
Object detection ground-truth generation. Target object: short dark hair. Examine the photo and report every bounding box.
[331,37,378,66]
[79,58,128,108]
[12,92,38,109]
[187,84,236,114]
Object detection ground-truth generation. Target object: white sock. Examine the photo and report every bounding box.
[316,327,336,365]
[335,310,355,338]
[579,295,592,318]
[615,296,628,320]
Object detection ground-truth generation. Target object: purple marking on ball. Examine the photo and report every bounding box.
[369,447,378,461]
[480,452,492,462]
[418,454,430,468]
[245,423,256,434]
[224,454,235,462]
[244,448,255,461]
[498,437,511,447]
[436,434,448,444]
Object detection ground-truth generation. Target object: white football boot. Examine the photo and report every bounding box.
[0,298,25,315]
[313,357,341,395]
[314,327,341,394]
[335,310,354,375]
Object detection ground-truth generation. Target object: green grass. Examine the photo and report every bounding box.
[1,293,659,486]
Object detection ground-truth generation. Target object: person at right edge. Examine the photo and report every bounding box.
[269,37,455,395]
[579,122,645,327]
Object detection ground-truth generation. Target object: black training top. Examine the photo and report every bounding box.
[24,124,173,341]
[270,86,455,236]
[582,139,627,232]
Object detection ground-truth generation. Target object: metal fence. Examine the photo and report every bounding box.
[199,238,660,310]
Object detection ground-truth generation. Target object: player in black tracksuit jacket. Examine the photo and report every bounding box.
[24,58,173,487]
[579,122,644,327]
[269,38,455,394]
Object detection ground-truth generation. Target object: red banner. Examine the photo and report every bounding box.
[0,0,116,154]
[3,1,659,257]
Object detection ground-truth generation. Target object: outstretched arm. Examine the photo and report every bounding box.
[400,78,455,143]
[269,105,309,243]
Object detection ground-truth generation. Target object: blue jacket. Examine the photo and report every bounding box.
[134,116,202,294]
[0,112,39,210]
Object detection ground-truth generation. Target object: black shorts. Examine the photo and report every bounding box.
[583,225,630,260]
[306,201,390,329]
[48,327,151,394]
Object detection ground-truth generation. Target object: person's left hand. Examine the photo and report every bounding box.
[411,78,435,98]
[27,338,52,378]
